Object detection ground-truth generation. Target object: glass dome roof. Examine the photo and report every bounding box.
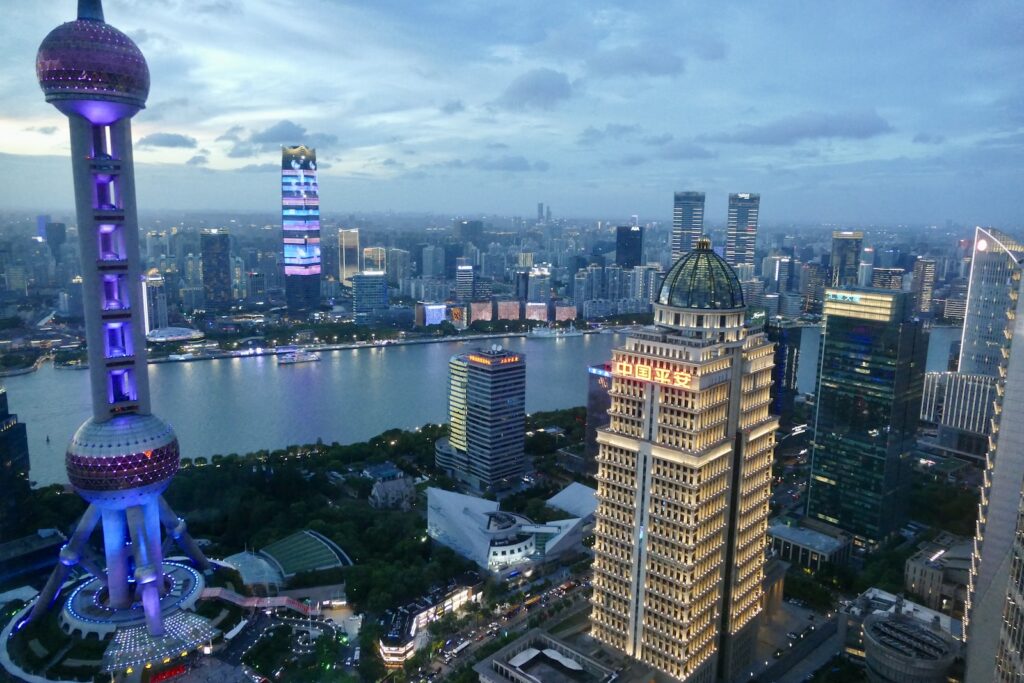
[657,238,745,310]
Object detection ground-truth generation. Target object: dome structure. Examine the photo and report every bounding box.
[658,238,744,310]
[66,414,179,503]
[36,3,149,123]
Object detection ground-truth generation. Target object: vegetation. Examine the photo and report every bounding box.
[783,570,835,612]
[0,349,42,370]
[910,478,978,537]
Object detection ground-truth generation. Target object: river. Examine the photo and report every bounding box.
[7,324,962,486]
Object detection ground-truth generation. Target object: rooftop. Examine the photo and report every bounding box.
[547,483,598,519]
[260,530,351,579]
[657,238,744,310]
[768,521,847,555]
[474,629,616,683]
[0,529,64,563]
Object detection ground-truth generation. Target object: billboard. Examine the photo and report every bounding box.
[525,302,548,322]
[470,301,492,322]
[554,304,576,322]
[496,300,520,320]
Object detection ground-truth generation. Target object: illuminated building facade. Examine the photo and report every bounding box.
[912,257,936,315]
[725,193,759,268]
[671,191,705,261]
[141,268,168,335]
[282,145,321,312]
[435,348,526,492]
[590,239,777,682]
[807,289,925,547]
[363,246,386,272]
[352,271,388,324]
[2,2,217,679]
[870,267,904,290]
[338,228,360,286]
[830,231,863,288]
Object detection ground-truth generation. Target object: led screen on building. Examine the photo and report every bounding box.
[497,300,520,320]
[554,305,576,322]
[471,301,492,322]
[282,145,321,277]
[525,302,548,322]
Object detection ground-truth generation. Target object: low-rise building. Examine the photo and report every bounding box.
[0,529,64,586]
[473,629,616,683]
[842,587,962,665]
[369,477,416,511]
[863,609,958,683]
[768,519,851,572]
[904,532,971,615]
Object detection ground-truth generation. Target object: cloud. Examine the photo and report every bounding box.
[442,155,548,172]
[137,132,198,148]
[237,163,278,173]
[439,100,465,115]
[495,68,573,110]
[222,120,340,157]
[913,132,945,145]
[186,155,208,166]
[641,133,674,146]
[216,125,245,143]
[381,158,402,168]
[26,126,58,135]
[659,142,715,159]
[577,123,640,146]
[712,110,893,146]
[586,46,685,78]
[485,142,509,150]
[250,120,308,145]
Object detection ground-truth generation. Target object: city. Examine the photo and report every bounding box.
[0,1,1022,683]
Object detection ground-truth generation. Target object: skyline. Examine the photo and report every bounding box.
[1,1,1021,225]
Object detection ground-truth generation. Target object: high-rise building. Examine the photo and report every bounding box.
[352,271,388,324]
[911,258,936,315]
[435,347,526,492]
[422,244,444,278]
[246,271,267,302]
[21,2,212,672]
[615,225,643,269]
[386,248,411,285]
[0,386,30,539]
[806,289,926,547]
[141,269,168,334]
[456,219,483,245]
[282,145,321,312]
[583,363,611,471]
[959,228,1024,376]
[537,202,544,223]
[455,264,475,301]
[871,267,905,290]
[858,261,874,288]
[590,239,776,682]
[725,193,760,268]
[45,221,67,264]
[338,228,360,286]
[830,231,863,287]
[363,246,386,272]
[671,191,705,260]
[200,228,231,309]
[767,319,802,422]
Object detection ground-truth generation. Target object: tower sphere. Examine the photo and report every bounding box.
[658,237,745,310]
[36,14,149,124]
[66,414,180,505]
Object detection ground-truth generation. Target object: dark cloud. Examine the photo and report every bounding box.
[659,142,715,159]
[641,133,673,146]
[586,46,685,78]
[577,123,640,146]
[495,68,572,110]
[439,100,465,115]
[913,132,946,145]
[27,126,58,135]
[185,155,208,166]
[618,154,647,167]
[216,125,245,143]
[382,158,402,167]
[223,120,339,157]
[137,132,198,148]
[145,97,190,122]
[250,120,307,144]
[712,110,893,145]
[485,142,510,150]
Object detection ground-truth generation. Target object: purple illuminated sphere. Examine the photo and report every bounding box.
[36,18,149,123]
[66,414,180,506]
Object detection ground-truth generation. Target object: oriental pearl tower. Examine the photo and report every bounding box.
[15,0,214,667]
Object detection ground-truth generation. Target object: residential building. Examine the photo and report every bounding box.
[725,192,760,268]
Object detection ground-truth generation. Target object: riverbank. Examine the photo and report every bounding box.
[0,354,50,378]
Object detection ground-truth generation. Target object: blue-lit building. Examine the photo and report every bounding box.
[766,319,802,424]
[282,145,321,313]
[352,271,388,324]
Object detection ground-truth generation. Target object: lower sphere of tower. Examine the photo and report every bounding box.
[65,414,180,506]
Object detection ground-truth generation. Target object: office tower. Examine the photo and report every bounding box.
[871,267,904,290]
[386,247,411,285]
[830,231,863,287]
[583,364,611,471]
[960,228,1024,376]
[527,266,551,301]
[246,271,266,302]
[456,219,483,245]
[422,244,444,278]
[45,221,68,264]
[517,252,535,268]
[800,262,827,314]
[35,214,50,239]
[338,228,360,286]
[806,289,926,547]
[363,246,386,272]
[763,255,794,293]
[725,193,760,268]
[911,258,936,315]
[282,145,321,312]
[767,319,803,422]
[352,271,388,324]
[537,202,544,223]
[590,239,777,682]
[0,386,30,539]
[200,228,231,309]
[857,261,874,288]
[546,205,552,224]
[23,0,212,667]
[514,270,530,300]
[434,347,526,492]
[455,263,475,301]
[671,191,706,260]
[615,225,643,269]
[141,268,168,334]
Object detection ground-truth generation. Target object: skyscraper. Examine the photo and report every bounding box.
[363,246,386,272]
[200,228,231,309]
[352,270,388,324]
[590,239,776,682]
[282,145,321,312]
[141,268,168,334]
[455,263,475,301]
[435,347,526,492]
[911,258,936,315]
[0,386,30,539]
[725,193,760,268]
[806,289,926,547]
[671,191,705,260]
[615,225,643,269]
[870,267,904,290]
[21,1,212,671]
[338,228,360,286]
[830,231,863,287]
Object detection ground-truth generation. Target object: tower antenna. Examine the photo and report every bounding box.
[78,0,105,21]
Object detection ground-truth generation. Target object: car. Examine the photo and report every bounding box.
[786,632,798,640]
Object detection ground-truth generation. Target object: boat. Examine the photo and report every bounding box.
[278,350,321,365]
[529,323,584,339]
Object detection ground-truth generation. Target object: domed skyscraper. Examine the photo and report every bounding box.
[3,1,216,678]
[588,239,778,682]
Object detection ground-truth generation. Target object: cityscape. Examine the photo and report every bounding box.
[0,2,1022,683]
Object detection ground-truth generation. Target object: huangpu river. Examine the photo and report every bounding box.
[7,325,961,486]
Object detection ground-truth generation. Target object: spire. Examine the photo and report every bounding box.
[78,0,105,22]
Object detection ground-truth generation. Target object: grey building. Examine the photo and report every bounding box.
[830,230,863,288]
[725,192,760,268]
[671,191,705,261]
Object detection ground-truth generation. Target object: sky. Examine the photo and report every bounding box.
[2,0,1022,226]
